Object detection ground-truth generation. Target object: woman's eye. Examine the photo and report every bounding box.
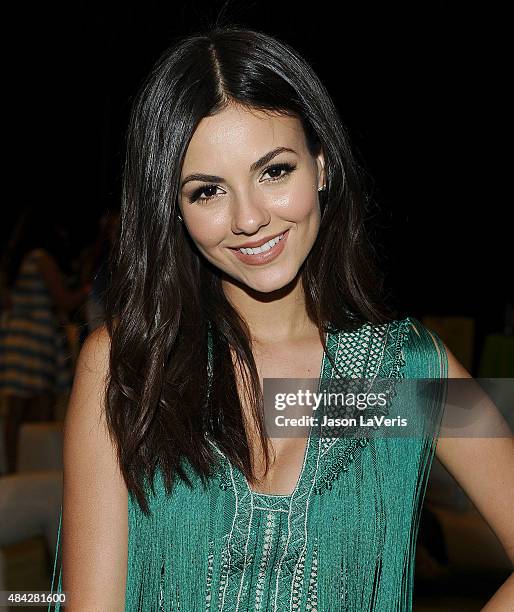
[188,162,296,204]
[262,162,297,182]
[189,184,221,204]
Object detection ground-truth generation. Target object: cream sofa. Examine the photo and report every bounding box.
[0,420,64,590]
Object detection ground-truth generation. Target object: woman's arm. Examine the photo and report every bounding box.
[37,250,91,313]
[433,340,514,610]
[62,325,128,611]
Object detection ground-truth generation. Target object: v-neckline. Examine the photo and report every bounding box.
[247,330,331,499]
[205,327,337,500]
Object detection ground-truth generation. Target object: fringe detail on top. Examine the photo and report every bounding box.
[314,316,448,611]
[46,316,449,611]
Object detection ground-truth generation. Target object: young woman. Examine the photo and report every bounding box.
[48,26,513,611]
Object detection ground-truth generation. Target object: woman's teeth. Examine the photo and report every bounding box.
[239,233,284,255]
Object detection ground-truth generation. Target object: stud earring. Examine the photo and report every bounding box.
[177,214,183,222]
[318,185,326,192]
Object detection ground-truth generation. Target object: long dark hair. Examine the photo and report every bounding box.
[103,25,398,515]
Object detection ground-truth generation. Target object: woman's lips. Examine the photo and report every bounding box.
[229,229,290,266]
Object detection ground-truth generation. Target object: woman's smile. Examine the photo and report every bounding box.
[227,228,290,266]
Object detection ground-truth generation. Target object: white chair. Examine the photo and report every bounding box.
[0,420,64,589]
[0,470,63,590]
[0,470,62,553]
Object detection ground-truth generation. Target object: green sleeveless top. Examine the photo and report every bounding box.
[48,316,448,611]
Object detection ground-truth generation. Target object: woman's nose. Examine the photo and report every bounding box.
[230,192,271,235]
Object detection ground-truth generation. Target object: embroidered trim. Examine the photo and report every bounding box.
[312,317,412,495]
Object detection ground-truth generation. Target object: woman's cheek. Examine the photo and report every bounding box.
[275,185,317,221]
[186,209,228,248]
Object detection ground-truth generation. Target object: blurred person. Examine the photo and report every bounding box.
[0,206,92,473]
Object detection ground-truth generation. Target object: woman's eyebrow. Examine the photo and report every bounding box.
[180,147,297,188]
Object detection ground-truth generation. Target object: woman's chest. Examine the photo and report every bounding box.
[234,336,327,495]
[149,425,419,556]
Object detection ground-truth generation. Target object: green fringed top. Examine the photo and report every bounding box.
[48,316,448,611]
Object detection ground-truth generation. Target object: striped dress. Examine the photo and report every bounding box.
[0,248,73,398]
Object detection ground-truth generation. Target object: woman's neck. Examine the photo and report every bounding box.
[221,273,318,345]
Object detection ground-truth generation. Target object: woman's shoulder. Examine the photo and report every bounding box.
[391,315,448,378]
[346,315,448,378]
[331,315,446,379]
[361,314,444,347]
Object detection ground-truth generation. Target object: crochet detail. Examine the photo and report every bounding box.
[312,317,412,495]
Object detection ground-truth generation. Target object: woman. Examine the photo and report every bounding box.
[0,207,91,473]
[48,26,513,611]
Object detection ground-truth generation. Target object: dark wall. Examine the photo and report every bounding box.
[5,2,511,361]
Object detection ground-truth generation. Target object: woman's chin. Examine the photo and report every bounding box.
[240,267,301,294]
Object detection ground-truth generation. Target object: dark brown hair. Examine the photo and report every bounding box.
[104,25,397,515]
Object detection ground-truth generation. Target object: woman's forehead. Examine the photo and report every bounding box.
[182,107,305,170]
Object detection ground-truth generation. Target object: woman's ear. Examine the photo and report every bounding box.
[316,150,326,189]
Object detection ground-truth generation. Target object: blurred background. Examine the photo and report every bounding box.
[0,1,512,610]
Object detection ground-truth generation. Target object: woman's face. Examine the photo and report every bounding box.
[178,105,325,293]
